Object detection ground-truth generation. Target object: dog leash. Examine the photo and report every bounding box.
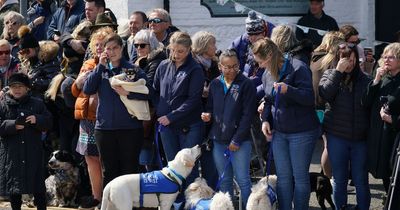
[215,149,233,191]
[154,123,165,169]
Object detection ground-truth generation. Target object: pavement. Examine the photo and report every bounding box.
[0,140,386,210]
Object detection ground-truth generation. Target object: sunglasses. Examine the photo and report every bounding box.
[339,43,356,49]
[5,21,18,26]
[148,18,166,24]
[134,43,149,49]
[0,50,10,56]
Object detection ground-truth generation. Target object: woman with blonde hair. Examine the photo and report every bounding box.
[2,11,25,58]
[71,27,114,209]
[252,38,320,210]
[153,31,204,205]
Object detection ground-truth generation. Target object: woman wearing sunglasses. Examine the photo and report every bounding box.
[0,39,18,91]
[133,29,166,171]
[319,45,371,210]
[2,11,24,59]
[363,43,400,196]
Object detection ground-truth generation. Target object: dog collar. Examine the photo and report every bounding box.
[167,167,185,183]
[267,184,277,205]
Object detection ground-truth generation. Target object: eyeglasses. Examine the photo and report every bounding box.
[382,55,398,61]
[339,43,356,49]
[5,21,18,26]
[348,39,361,45]
[148,18,166,24]
[0,50,10,56]
[220,64,239,71]
[134,43,149,49]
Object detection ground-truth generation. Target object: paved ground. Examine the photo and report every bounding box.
[0,140,386,210]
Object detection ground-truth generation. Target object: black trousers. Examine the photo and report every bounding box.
[10,193,46,210]
[95,128,144,187]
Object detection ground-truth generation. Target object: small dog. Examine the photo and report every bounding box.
[184,177,234,210]
[101,145,202,210]
[310,172,335,210]
[246,175,278,210]
[45,150,80,207]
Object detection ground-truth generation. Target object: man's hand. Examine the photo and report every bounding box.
[15,124,24,130]
[53,35,60,43]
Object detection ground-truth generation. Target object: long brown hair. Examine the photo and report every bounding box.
[251,38,283,80]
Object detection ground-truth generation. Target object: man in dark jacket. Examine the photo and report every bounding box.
[47,0,85,42]
[296,0,339,48]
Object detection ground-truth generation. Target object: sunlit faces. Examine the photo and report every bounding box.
[134,43,150,57]
[105,41,123,63]
[169,44,190,65]
[129,13,146,36]
[204,38,217,58]
[248,33,264,44]
[0,45,11,67]
[85,1,103,23]
[253,53,270,69]
[219,56,239,81]
[4,18,21,38]
[382,52,400,72]
[94,39,105,57]
[148,12,169,34]
[347,35,360,45]
[9,83,29,99]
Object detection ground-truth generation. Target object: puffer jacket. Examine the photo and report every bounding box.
[319,68,371,141]
[71,58,98,121]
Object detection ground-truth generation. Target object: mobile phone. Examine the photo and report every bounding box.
[106,57,113,70]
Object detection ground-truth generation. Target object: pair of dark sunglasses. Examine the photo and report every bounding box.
[339,43,356,49]
[0,50,10,56]
[134,43,149,49]
[148,18,166,24]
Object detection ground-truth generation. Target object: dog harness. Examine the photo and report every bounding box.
[190,199,211,210]
[267,184,277,205]
[139,167,185,207]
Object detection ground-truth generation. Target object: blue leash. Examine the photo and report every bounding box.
[154,123,165,169]
[215,149,233,190]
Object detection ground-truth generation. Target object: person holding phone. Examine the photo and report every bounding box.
[363,42,400,193]
[83,33,152,188]
[319,45,371,210]
[0,73,52,210]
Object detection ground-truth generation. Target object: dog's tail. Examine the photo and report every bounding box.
[210,192,234,210]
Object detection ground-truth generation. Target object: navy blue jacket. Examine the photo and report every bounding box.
[153,53,204,130]
[262,57,319,133]
[83,59,151,130]
[47,0,84,40]
[207,74,256,145]
[27,1,54,41]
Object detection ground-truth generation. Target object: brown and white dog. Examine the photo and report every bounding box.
[184,177,234,210]
[101,145,202,210]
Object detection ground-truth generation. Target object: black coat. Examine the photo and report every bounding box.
[28,59,60,99]
[319,68,371,141]
[137,48,167,87]
[362,73,400,179]
[0,93,52,195]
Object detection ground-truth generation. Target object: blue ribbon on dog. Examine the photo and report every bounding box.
[215,149,232,191]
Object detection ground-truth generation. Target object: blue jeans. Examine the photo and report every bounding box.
[327,134,371,210]
[213,140,252,208]
[272,128,319,210]
[160,121,203,201]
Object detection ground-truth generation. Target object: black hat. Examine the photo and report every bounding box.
[90,13,118,31]
[8,73,31,87]
[18,25,39,50]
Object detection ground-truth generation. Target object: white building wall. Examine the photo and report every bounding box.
[106,0,375,49]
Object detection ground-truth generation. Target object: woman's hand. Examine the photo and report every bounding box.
[273,82,288,94]
[258,101,265,115]
[374,67,387,84]
[262,121,273,141]
[380,107,392,124]
[99,52,108,67]
[26,115,36,124]
[201,112,211,122]
[228,143,239,152]
[336,58,350,73]
[112,85,129,96]
[158,116,171,126]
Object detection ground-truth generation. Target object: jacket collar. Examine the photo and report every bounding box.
[5,92,31,105]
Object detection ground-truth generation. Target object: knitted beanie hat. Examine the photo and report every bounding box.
[245,10,264,35]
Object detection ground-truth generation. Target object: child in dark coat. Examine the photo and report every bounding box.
[0,73,52,210]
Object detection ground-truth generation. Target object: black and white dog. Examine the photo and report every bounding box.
[45,150,80,207]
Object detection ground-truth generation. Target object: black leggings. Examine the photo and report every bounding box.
[95,129,144,187]
[10,193,46,210]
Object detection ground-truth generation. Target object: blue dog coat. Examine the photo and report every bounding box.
[190,199,211,210]
[267,184,277,205]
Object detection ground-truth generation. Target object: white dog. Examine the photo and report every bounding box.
[101,145,202,210]
[184,177,234,210]
[246,175,278,210]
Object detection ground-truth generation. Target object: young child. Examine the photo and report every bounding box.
[0,73,52,210]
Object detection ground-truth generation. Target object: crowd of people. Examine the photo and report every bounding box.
[0,0,399,210]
